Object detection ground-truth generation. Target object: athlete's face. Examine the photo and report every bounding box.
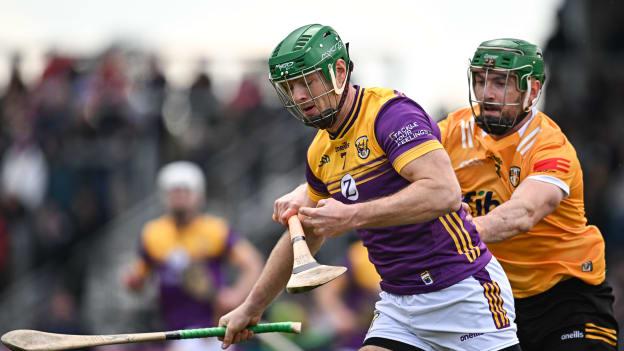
[471,69,524,122]
[277,71,336,119]
[164,187,201,215]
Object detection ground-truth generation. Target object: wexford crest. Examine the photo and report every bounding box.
[355,135,370,159]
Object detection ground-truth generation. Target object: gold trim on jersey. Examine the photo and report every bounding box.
[483,281,510,329]
[584,323,617,346]
[327,167,394,195]
[325,157,388,188]
[438,214,480,262]
[308,185,329,202]
[392,140,443,173]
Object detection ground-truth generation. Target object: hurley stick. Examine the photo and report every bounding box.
[285,215,347,293]
[1,322,301,351]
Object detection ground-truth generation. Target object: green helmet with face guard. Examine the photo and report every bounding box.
[269,24,352,129]
[468,38,546,135]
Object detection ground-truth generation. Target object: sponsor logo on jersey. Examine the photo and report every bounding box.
[388,122,431,147]
[533,157,571,173]
[509,166,521,187]
[463,190,501,216]
[335,141,350,152]
[561,330,584,340]
[318,154,330,167]
[420,271,434,285]
[340,173,359,201]
[581,261,593,272]
[460,333,484,342]
[355,135,370,159]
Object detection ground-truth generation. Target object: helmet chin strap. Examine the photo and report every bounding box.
[311,61,353,130]
[522,77,542,112]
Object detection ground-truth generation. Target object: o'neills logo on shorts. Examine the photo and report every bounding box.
[460,333,484,342]
[561,330,584,340]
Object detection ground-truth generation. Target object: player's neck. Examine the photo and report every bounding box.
[171,211,197,228]
[490,111,534,141]
[327,85,357,134]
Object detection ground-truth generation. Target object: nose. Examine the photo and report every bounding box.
[483,82,498,102]
[291,82,311,103]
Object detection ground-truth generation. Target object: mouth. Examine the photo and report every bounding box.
[302,104,318,116]
[481,104,502,117]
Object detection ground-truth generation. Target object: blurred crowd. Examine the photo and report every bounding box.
[0,0,622,350]
[0,44,310,332]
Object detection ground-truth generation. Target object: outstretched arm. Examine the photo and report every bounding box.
[216,239,264,313]
[219,192,322,349]
[474,179,565,243]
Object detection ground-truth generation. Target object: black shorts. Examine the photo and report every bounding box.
[514,278,618,351]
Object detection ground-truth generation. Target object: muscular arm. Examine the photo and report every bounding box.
[240,194,324,314]
[352,149,461,228]
[300,149,461,236]
[474,178,565,243]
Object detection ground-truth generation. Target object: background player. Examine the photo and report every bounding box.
[438,38,618,350]
[124,161,263,351]
[313,239,381,351]
[218,24,520,351]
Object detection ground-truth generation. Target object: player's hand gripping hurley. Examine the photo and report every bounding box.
[285,215,347,293]
[1,322,301,351]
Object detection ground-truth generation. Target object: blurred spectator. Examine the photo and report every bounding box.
[123,161,263,351]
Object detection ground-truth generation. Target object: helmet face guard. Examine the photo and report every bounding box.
[269,24,351,130]
[270,65,349,129]
[467,39,545,136]
[468,65,533,136]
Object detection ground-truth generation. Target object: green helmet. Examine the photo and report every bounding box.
[269,24,352,129]
[470,38,545,91]
[468,38,546,135]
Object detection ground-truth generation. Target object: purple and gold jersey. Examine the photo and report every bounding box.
[305,86,491,295]
[136,214,239,329]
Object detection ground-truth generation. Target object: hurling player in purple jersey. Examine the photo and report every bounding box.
[218,24,521,351]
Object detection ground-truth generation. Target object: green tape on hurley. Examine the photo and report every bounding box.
[168,322,302,339]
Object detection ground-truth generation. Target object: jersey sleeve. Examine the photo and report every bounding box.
[305,160,329,202]
[222,227,240,257]
[138,223,155,266]
[374,97,444,173]
[525,137,579,196]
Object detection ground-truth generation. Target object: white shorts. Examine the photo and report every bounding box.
[365,257,518,351]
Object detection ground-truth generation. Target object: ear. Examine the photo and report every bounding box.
[334,58,348,89]
[529,79,542,102]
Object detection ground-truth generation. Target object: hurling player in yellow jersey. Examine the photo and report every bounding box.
[124,161,262,351]
[219,24,521,351]
[438,39,618,350]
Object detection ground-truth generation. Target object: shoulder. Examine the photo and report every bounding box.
[142,216,172,239]
[528,112,576,154]
[439,106,474,130]
[197,214,230,233]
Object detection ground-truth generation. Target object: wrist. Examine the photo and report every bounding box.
[350,202,366,229]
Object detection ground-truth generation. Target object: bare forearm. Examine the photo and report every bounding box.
[243,230,324,312]
[353,178,460,229]
[474,198,535,243]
